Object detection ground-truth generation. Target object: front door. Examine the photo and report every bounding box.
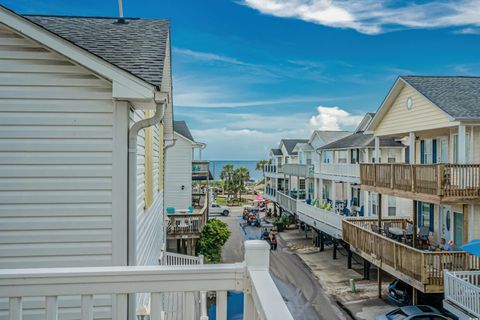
[441,205,452,242]
[453,212,464,246]
[438,137,448,163]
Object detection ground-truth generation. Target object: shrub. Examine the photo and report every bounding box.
[197,219,231,263]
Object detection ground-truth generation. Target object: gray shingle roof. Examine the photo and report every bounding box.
[271,148,283,156]
[320,132,403,150]
[401,76,480,119]
[24,14,170,88]
[174,121,194,142]
[312,130,352,144]
[281,139,309,155]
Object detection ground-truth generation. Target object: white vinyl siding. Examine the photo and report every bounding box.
[165,133,193,210]
[0,25,120,269]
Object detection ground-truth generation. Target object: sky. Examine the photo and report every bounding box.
[4,0,480,160]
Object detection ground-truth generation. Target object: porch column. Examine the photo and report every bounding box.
[409,132,416,164]
[296,177,300,200]
[331,181,336,211]
[374,136,380,163]
[346,183,352,210]
[313,178,318,201]
[458,124,466,164]
[319,178,324,201]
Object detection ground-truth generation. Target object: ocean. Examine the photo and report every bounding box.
[208,160,262,181]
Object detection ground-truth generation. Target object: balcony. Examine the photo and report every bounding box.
[167,193,208,240]
[264,186,277,202]
[264,164,283,178]
[317,163,360,183]
[192,160,210,180]
[360,163,480,204]
[0,241,294,320]
[444,270,480,319]
[296,201,343,239]
[282,164,314,178]
[277,191,297,214]
[342,217,479,293]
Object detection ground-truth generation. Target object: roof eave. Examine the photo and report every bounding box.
[0,6,157,102]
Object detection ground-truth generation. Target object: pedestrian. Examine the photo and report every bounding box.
[270,234,277,251]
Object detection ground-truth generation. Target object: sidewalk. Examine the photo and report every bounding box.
[278,228,397,320]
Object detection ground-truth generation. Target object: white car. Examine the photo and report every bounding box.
[209,203,230,216]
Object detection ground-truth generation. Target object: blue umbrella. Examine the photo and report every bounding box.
[460,239,480,257]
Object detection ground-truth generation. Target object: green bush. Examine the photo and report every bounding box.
[197,219,231,263]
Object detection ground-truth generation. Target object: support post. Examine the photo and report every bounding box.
[377,193,382,233]
[377,267,382,299]
[458,124,466,164]
[363,260,370,280]
[216,291,227,320]
[413,200,418,248]
[333,239,338,260]
[409,132,416,164]
[320,232,324,252]
[374,136,380,163]
[347,244,352,269]
[412,288,418,305]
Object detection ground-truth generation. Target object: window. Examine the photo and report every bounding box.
[351,149,358,164]
[388,197,396,216]
[351,188,360,207]
[423,139,433,164]
[299,179,306,190]
[337,150,347,163]
[420,202,432,230]
[387,157,396,163]
[453,133,471,163]
[371,192,377,216]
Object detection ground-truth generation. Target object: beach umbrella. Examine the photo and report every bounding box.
[460,239,480,257]
[256,194,264,201]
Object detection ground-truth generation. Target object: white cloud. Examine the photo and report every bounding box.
[173,47,250,66]
[454,27,480,34]
[241,0,480,35]
[309,106,363,130]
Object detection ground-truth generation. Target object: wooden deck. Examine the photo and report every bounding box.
[360,163,480,204]
[343,217,480,293]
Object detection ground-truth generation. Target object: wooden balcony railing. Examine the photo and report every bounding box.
[360,163,480,202]
[343,217,480,293]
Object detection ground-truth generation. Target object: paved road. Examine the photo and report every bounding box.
[217,207,348,320]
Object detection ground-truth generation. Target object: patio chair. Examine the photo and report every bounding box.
[418,226,430,249]
[383,222,392,237]
[166,207,175,215]
[371,224,380,233]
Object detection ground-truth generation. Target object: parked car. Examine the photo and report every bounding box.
[209,203,230,216]
[388,279,412,305]
[376,305,451,320]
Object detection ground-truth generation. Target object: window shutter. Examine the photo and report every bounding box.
[417,201,423,226]
[420,140,425,164]
[429,204,435,232]
[432,139,437,164]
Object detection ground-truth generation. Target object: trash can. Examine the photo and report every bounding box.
[275,221,284,232]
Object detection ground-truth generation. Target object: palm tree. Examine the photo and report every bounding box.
[220,164,234,199]
[235,167,250,201]
[255,159,269,184]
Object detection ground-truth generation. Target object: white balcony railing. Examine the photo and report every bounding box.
[0,241,293,320]
[264,186,277,201]
[444,270,480,319]
[277,191,297,214]
[264,164,283,175]
[319,163,360,180]
[296,201,344,239]
[282,164,314,177]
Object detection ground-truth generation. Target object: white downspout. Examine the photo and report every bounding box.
[128,100,166,266]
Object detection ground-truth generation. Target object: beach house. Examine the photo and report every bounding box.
[342,76,480,307]
[0,6,292,319]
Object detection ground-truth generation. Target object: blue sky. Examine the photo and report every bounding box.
[5,0,480,160]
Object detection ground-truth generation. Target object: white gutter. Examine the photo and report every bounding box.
[127,100,166,266]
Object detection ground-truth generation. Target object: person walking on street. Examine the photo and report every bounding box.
[270,234,277,251]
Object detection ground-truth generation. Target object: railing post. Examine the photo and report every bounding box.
[244,241,270,319]
[390,164,394,189]
[437,164,444,196]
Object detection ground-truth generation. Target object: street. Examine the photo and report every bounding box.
[217,207,349,320]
